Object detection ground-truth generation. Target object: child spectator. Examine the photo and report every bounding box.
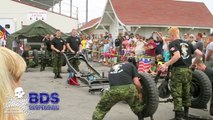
[81,36,87,55]
[103,39,110,66]
[149,62,157,75]
[121,45,127,62]
[109,46,116,66]
[92,38,99,62]
[127,51,137,68]
[127,41,135,55]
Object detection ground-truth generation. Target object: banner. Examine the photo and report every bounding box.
[27,11,47,21]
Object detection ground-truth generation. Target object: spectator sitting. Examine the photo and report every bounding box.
[149,61,157,75]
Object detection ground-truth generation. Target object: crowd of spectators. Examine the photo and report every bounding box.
[77,31,213,72]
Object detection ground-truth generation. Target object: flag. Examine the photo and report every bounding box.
[138,58,152,73]
[0,25,9,47]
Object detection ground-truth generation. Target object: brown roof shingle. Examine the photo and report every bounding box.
[111,0,213,27]
[79,17,101,31]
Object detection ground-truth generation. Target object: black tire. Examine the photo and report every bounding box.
[33,49,39,66]
[190,70,212,109]
[138,72,159,117]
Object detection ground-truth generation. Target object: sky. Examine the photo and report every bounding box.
[54,0,213,24]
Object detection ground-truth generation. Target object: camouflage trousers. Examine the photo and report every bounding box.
[170,67,192,111]
[52,52,63,73]
[27,58,36,68]
[92,84,143,120]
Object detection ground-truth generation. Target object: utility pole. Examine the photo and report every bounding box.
[70,0,72,17]
[59,0,61,14]
[86,0,88,23]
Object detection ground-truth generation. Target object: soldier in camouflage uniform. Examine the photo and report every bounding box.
[92,62,144,120]
[51,30,66,79]
[161,27,202,120]
[22,44,36,69]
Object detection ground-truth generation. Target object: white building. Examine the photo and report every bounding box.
[0,0,78,34]
[80,0,213,39]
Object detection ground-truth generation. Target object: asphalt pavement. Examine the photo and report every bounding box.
[21,62,213,120]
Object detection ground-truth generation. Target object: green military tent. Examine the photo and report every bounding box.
[7,20,68,49]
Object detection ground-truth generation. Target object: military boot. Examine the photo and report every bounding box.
[54,73,58,79]
[183,107,189,120]
[170,111,182,120]
[57,73,63,78]
[137,112,144,120]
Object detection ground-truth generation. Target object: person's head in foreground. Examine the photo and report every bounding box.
[168,27,180,41]
[0,47,26,120]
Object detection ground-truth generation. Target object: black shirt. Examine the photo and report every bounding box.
[204,67,213,83]
[22,50,29,61]
[115,38,121,47]
[66,36,81,52]
[108,63,138,86]
[169,39,196,67]
[45,40,52,52]
[51,37,65,51]
[155,40,163,55]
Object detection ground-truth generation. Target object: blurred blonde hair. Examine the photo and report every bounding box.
[168,27,180,38]
[0,47,26,120]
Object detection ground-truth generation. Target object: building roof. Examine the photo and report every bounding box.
[110,0,213,28]
[13,0,62,10]
[79,17,101,31]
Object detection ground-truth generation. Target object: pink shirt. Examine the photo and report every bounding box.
[122,39,129,47]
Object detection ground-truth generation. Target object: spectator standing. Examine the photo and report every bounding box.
[121,45,127,62]
[81,35,87,56]
[51,30,66,79]
[145,37,157,57]
[205,33,213,68]
[184,33,189,41]
[86,36,93,61]
[195,33,204,52]
[160,27,202,120]
[154,32,164,55]
[103,39,110,66]
[135,35,146,57]
[12,37,19,53]
[92,36,99,62]
[188,34,196,46]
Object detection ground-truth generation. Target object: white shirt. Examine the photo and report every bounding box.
[206,42,213,60]
[86,39,93,49]
[135,40,145,55]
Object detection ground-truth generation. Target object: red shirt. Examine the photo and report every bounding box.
[145,42,156,57]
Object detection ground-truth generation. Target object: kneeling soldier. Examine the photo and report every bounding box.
[92,62,144,120]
